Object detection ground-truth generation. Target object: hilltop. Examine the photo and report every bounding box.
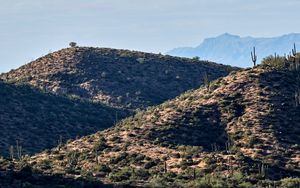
[0,47,236,111]
[3,56,300,187]
[167,33,300,67]
[0,47,236,159]
[0,81,128,157]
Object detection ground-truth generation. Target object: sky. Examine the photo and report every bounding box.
[0,0,300,73]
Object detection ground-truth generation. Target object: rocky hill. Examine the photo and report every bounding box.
[0,47,236,111]
[4,56,299,187]
[0,81,128,157]
[0,47,236,162]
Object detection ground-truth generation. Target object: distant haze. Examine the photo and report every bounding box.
[0,0,300,72]
[167,33,300,68]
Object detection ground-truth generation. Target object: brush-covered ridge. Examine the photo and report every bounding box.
[2,56,300,187]
[0,47,236,111]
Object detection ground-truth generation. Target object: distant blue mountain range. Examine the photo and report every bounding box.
[167,33,300,67]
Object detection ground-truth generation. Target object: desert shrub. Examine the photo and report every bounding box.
[279,178,300,188]
[165,171,177,178]
[109,152,128,164]
[135,154,145,161]
[238,181,254,188]
[190,174,228,188]
[180,158,194,170]
[147,176,170,187]
[0,157,11,168]
[192,56,200,61]
[170,152,181,158]
[132,168,150,180]
[136,58,145,64]
[109,135,121,143]
[261,55,289,70]
[66,151,80,166]
[94,164,111,174]
[246,136,259,147]
[36,159,51,170]
[54,154,64,160]
[93,137,108,152]
[69,42,77,47]
[111,146,121,152]
[109,167,132,182]
[144,158,160,169]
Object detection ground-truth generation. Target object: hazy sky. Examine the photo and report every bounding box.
[0,0,300,73]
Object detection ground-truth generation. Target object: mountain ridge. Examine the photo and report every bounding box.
[167,33,300,67]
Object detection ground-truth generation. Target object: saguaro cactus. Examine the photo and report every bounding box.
[57,135,63,151]
[251,47,257,67]
[16,140,22,160]
[164,160,167,173]
[225,140,232,154]
[9,146,14,160]
[259,162,268,177]
[203,72,210,91]
[295,89,300,107]
[291,43,298,70]
[292,43,297,57]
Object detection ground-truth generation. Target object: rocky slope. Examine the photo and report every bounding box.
[6,56,300,187]
[0,81,128,157]
[0,47,236,111]
[0,47,236,162]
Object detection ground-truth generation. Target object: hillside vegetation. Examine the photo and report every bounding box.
[0,81,128,157]
[2,55,299,187]
[0,47,236,111]
[0,47,236,158]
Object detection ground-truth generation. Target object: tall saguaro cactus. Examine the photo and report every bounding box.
[9,146,14,160]
[292,43,297,57]
[295,89,300,107]
[16,140,22,160]
[164,160,167,173]
[291,43,298,71]
[203,72,210,91]
[251,47,257,67]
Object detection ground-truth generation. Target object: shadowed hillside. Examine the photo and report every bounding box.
[0,47,237,111]
[0,81,128,157]
[8,55,300,187]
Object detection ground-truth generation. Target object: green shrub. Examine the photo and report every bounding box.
[109,167,132,182]
[132,168,150,180]
[192,56,200,61]
[109,152,128,164]
[93,137,108,152]
[147,176,170,187]
[279,177,300,188]
[94,164,111,173]
[261,55,289,70]
[144,159,160,169]
[36,159,51,170]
